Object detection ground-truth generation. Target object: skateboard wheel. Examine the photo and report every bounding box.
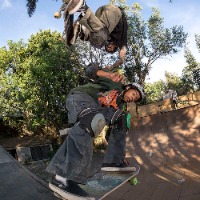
[54,12,61,18]
[130,177,138,186]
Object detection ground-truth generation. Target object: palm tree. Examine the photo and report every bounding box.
[26,0,38,17]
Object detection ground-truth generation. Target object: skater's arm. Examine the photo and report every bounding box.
[119,46,127,63]
[97,70,125,84]
[85,63,125,83]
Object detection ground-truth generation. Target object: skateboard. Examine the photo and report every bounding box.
[54,0,83,46]
[49,164,140,200]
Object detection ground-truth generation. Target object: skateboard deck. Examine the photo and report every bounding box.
[49,164,140,200]
[54,0,81,46]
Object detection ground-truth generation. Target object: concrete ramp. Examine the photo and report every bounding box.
[103,104,200,200]
[0,146,58,200]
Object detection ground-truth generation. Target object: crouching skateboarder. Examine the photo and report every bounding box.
[46,63,145,196]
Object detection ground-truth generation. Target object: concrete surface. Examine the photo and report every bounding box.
[103,104,200,200]
[0,146,58,200]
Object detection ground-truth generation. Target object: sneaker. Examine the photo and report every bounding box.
[77,0,88,12]
[64,14,74,46]
[67,0,85,15]
[49,180,89,198]
[50,176,68,189]
[101,163,136,172]
[59,128,71,136]
[91,113,106,137]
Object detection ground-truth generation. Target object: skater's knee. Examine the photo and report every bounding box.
[78,109,106,137]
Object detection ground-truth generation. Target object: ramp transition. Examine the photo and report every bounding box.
[103,104,200,200]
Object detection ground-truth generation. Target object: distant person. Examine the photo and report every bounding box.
[163,89,178,109]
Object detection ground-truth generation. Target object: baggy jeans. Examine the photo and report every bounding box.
[79,5,122,35]
[46,91,126,184]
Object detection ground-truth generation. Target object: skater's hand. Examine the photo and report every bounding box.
[109,72,125,84]
[96,69,125,84]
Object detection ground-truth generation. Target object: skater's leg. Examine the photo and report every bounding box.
[47,92,105,184]
[46,125,93,184]
[103,128,126,164]
[101,108,129,164]
[79,8,105,32]
[95,5,122,33]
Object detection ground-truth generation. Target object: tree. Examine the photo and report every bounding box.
[0,40,27,133]
[164,72,189,95]
[144,71,194,104]
[182,46,200,91]
[0,30,80,135]
[124,3,187,85]
[26,0,38,17]
[145,80,165,103]
[74,38,119,70]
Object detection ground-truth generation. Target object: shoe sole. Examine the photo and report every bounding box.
[91,113,106,137]
[49,182,95,200]
[67,0,84,15]
[101,166,136,172]
[59,128,71,136]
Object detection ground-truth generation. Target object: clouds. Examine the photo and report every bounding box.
[0,0,11,9]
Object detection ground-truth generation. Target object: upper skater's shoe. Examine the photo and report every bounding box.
[67,0,88,15]
[101,163,136,172]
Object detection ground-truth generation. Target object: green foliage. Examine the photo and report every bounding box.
[124,3,187,85]
[0,40,27,131]
[0,30,80,134]
[182,46,200,91]
[74,38,119,71]
[145,80,165,103]
[165,72,191,95]
[145,71,194,104]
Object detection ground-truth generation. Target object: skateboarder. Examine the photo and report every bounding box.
[46,63,145,190]
[55,0,128,63]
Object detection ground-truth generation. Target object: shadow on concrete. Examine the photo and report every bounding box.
[0,146,58,200]
[103,104,200,200]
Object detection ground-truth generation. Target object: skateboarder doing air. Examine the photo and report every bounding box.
[46,63,145,190]
[55,0,128,63]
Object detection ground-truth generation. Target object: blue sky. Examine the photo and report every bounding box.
[1,0,200,82]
